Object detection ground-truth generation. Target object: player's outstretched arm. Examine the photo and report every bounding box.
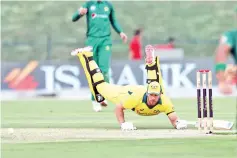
[167,112,178,127]
[215,40,231,82]
[215,34,233,94]
[167,112,187,130]
[115,104,137,130]
[115,104,125,124]
[164,96,187,130]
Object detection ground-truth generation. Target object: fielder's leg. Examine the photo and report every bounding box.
[96,44,112,107]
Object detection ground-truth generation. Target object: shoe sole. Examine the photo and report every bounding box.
[71,47,93,56]
[145,45,155,64]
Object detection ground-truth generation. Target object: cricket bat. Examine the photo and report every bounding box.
[187,120,234,130]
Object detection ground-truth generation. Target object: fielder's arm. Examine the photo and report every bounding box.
[215,32,235,94]
[215,43,231,83]
[108,3,123,34]
[72,2,88,22]
[215,32,234,83]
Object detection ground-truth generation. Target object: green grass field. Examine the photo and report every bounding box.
[2,138,236,158]
[1,97,237,158]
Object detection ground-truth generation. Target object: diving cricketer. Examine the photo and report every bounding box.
[71,46,187,130]
[72,0,127,112]
[215,7,237,95]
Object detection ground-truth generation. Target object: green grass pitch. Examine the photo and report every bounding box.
[1,97,237,158]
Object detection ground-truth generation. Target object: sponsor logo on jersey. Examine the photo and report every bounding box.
[91,13,96,19]
[153,110,160,114]
[136,110,157,116]
[104,6,109,12]
[90,5,96,11]
[91,13,108,19]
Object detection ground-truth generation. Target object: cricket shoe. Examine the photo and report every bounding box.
[92,101,102,112]
[145,45,155,64]
[92,100,108,112]
[71,46,93,56]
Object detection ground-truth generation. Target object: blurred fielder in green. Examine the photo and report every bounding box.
[215,7,237,95]
[72,0,127,112]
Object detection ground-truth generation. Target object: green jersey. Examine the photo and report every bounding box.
[72,1,123,37]
[220,29,237,64]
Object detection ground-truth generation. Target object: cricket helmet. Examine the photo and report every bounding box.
[147,81,162,95]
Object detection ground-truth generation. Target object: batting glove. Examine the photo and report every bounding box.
[121,122,137,131]
[175,120,188,130]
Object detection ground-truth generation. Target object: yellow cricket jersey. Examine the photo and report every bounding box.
[122,87,174,116]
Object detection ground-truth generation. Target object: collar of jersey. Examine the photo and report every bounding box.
[142,93,162,109]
